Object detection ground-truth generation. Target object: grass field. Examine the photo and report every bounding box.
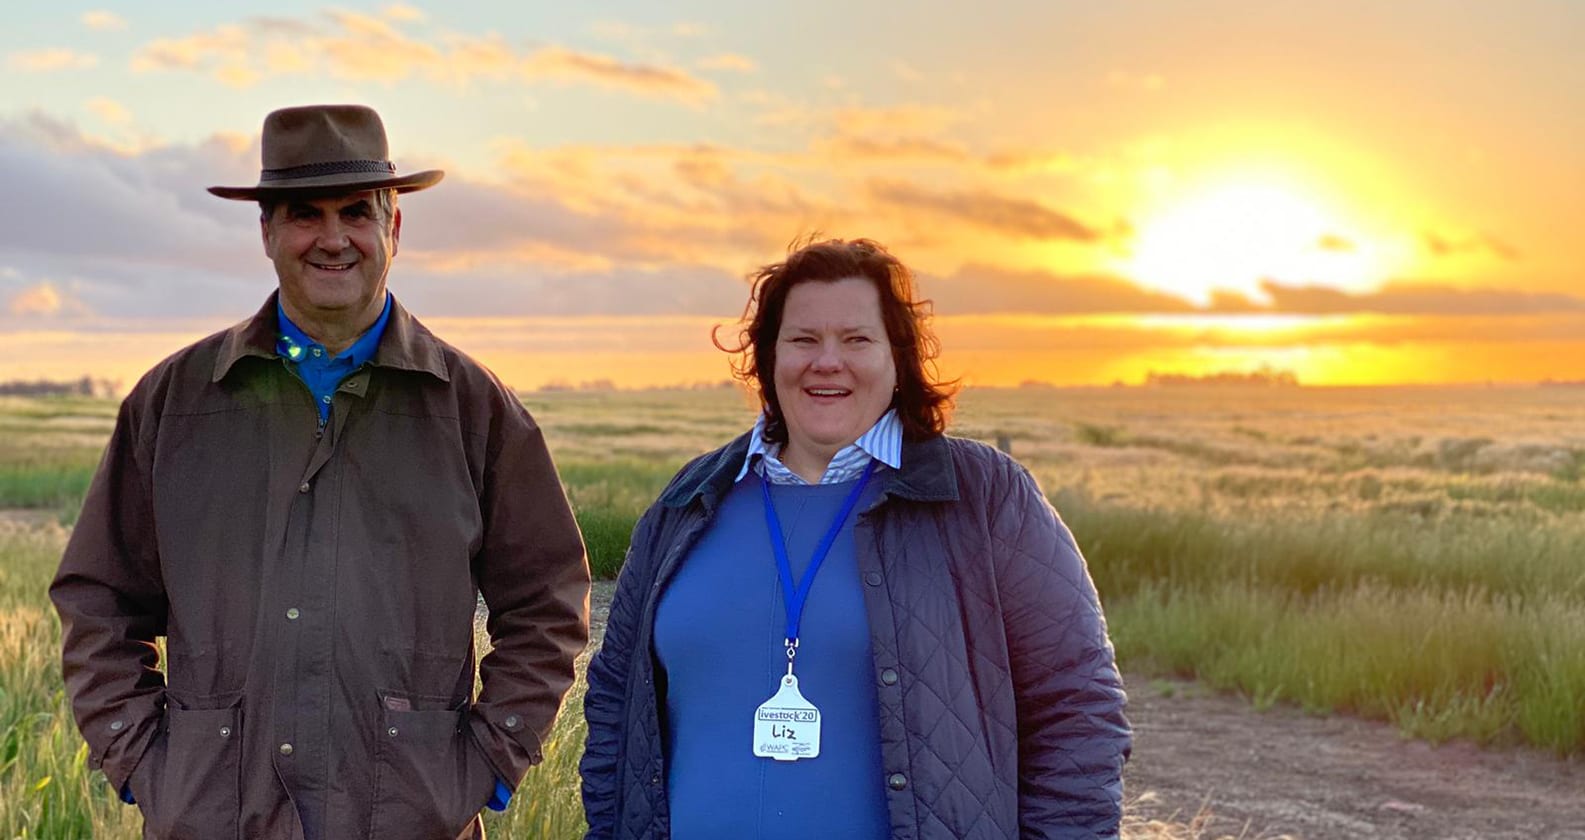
[2,384,1583,837]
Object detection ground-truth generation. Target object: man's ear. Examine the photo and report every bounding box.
[260,215,273,258]
[390,207,402,257]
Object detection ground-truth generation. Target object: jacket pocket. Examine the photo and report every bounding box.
[135,694,244,840]
[369,693,495,840]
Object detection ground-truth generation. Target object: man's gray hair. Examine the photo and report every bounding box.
[258,189,399,227]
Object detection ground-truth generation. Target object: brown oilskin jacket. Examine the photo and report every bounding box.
[50,293,591,840]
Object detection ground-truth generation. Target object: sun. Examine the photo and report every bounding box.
[1121,173,1387,307]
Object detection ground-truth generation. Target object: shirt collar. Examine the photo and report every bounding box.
[213,290,449,384]
[735,408,903,485]
[275,293,392,369]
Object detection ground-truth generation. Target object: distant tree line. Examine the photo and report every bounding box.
[0,376,119,398]
[1144,367,1300,388]
[533,379,735,393]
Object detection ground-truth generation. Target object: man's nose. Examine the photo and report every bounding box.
[314,217,352,251]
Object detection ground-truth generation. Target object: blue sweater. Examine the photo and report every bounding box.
[653,473,889,839]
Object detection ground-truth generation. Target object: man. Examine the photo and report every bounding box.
[50,104,591,840]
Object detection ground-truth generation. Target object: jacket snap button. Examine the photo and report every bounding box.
[279,742,294,756]
[880,668,899,686]
[285,607,300,620]
[388,727,399,737]
[651,773,661,785]
[887,773,908,791]
[504,715,520,729]
[219,726,231,738]
[108,719,124,732]
[298,482,311,494]
[864,571,882,586]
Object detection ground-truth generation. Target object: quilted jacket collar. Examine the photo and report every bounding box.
[661,430,960,511]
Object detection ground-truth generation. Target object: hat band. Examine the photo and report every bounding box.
[260,159,397,181]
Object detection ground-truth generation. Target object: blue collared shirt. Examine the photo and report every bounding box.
[736,409,903,486]
[276,294,392,423]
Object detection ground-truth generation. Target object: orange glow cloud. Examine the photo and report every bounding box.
[7,48,99,72]
[129,12,716,101]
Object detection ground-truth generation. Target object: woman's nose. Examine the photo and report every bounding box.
[811,340,842,371]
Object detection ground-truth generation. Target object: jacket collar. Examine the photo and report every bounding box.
[212,290,450,384]
[662,430,960,511]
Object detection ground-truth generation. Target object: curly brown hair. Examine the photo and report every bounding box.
[714,237,958,444]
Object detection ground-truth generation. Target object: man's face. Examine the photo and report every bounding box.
[262,191,400,332]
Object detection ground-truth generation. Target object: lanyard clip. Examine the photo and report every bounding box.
[784,638,799,676]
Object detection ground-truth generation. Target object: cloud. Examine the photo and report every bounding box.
[383,3,426,22]
[130,12,715,101]
[8,283,64,316]
[0,113,262,299]
[522,47,716,102]
[870,180,1114,243]
[1422,231,1521,261]
[0,113,763,323]
[7,49,99,72]
[983,148,1091,175]
[1316,233,1355,252]
[818,135,970,164]
[928,264,1195,315]
[1249,280,1585,316]
[697,53,758,73]
[756,103,964,136]
[80,11,128,31]
[85,97,132,125]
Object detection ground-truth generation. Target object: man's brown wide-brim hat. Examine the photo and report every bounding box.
[208,104,443,200]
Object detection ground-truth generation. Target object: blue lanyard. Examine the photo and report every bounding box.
[760,459,877,648]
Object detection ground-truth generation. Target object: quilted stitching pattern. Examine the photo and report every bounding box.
[581,437,1130,839]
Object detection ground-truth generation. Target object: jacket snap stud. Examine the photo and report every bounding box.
[888,773,908,791]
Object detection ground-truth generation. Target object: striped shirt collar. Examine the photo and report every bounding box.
[735,408,903,485]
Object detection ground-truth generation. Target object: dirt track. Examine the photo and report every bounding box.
[1115,677,1585,839]
[589,581,1585,839]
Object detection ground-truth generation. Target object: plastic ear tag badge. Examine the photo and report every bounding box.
[754,672,821,761]
[755,641,820,762]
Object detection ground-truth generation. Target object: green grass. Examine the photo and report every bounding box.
[0,525,146,839]
[0,463,96,519]
[1065,490,1585,603]
[4,387,1585,837]
[1106,579,1585,752]
[559,459,681,579]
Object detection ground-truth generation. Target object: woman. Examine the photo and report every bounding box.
[580,238,1130,839]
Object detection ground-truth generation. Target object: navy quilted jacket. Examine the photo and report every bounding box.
[580,433,1131,839]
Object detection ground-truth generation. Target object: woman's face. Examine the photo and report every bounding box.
[773,277,898,470]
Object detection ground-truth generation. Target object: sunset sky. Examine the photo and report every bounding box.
[1,1,1581,389]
